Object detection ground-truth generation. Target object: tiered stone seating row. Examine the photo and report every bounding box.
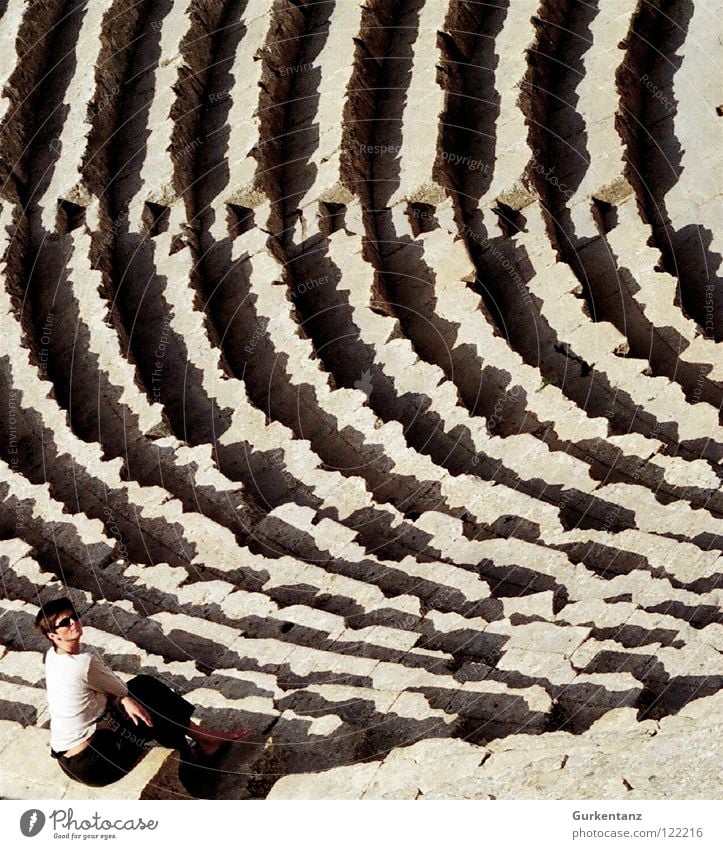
[541,0,720,402]
[268,691,723,799]
[294,212,723,553]
[605,199,722,401]
[28,228,271,537]
[442,0,542,232]
[0,0,68,199]
[33,0,116,233]
[209,0,305,235]
[659,0,722,339]
[518,203,723,462]
[238,228,565,537]
[519,0,721,399]
[348,1,721,503]
[563,0,636,242]
[245,0,720,560]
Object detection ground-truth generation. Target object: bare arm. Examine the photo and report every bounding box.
[118,695,153,727]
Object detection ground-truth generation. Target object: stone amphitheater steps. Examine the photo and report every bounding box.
[0,483,484,670]
[226,228,564,542]
[353,0,426,213]
[0,0,720,801]
[293,222,600,495]
[523,0,721,410]
[292,214,723,549]
[571,636,722,722]
[366,216,723,536]
[472,0,541,223]
[193,0,280,243]
[517,0,601,229]
[112,222,438,561]
[233,0,720,556]
[333,0,397,211]
[145,611,552,742]
[6,227,441,573]
[542,0,634,244]
[2,591,552,750]
[0,461,115,578]
[368,1,723,496]
[128,508,719,733]
[516,202,723,464]
[436,0,508,219]
[189,0,312,248]
[0,303,245,572]
[181,5,441,560]
[0,592,286,730]
[257,503,721,663]
[1,512,717,788]
[240,4,588,544]
[272,0,342,219]
[416,512,721,628]
[29,0,131,234]
[0,0,282,559]
[603,201,722,398]
[622,0,721,339]
[549,527,722,595]
[373,218,722,524]
[288,0,363,216]
[442,153,683,465]
[115,0,198,233]
[21,0,720,564]
[92,560,443,669]
[186,0,492,560]
[658,0,722,340]
[26,226,269,541]
[371,222,607,449]
[267,691,723,799]
[0,539,62,607]
[0,218,288,575]
[527,597,720,710]
[256,448,716,722]
[92,0,488,563]
[0,0,68,201]
[273,682,457,757]
[438,0,541,232]
[256,502,497,620]
[96,7,428,557]
[438,0,721,462]
[438,4,720,464]
[4,548,644,748]
[3,523,558,737]
[383,0,448,214]
[168,0,231,212]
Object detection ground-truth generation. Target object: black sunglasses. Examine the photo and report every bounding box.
[51,612,80,631]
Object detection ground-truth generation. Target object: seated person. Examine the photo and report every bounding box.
[36,597,250,787]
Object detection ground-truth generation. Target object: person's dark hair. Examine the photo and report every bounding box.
[35,598,77,639]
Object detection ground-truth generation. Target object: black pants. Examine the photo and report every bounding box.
[56,675,195,787]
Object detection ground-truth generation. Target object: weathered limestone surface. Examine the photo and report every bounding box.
[0,0,719,802]
[269,692,723,800]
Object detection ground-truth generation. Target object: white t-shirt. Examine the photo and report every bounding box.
[44,647,129,752]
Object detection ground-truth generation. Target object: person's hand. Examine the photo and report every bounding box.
[120,696,153,727]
